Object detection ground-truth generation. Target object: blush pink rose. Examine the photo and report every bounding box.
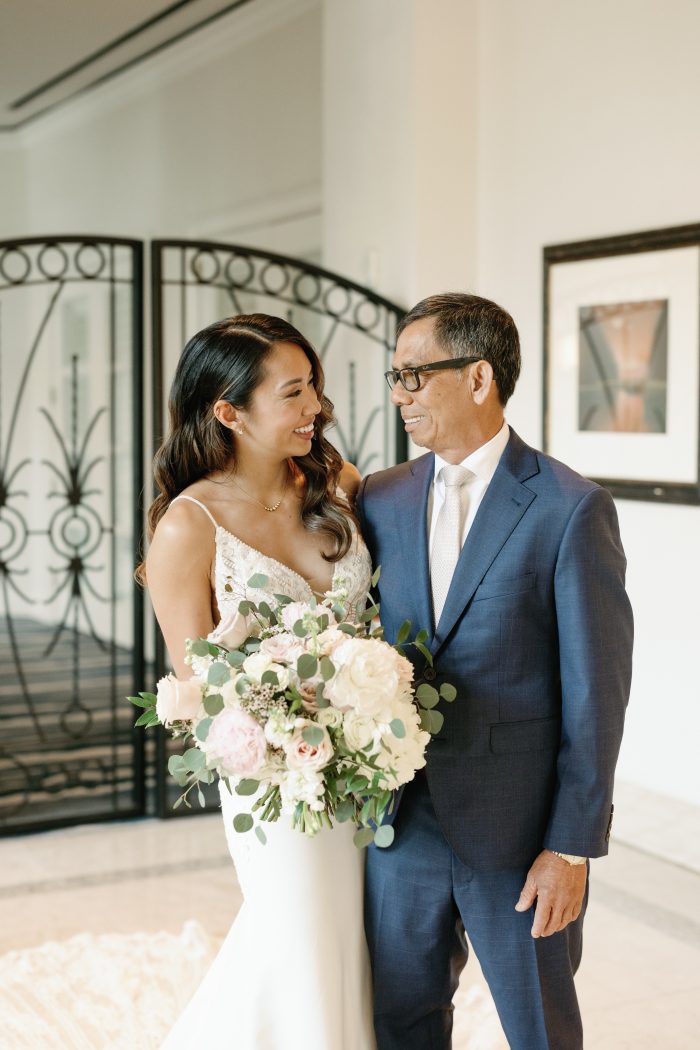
[259,633,305,664]
[204,708,267,777]
[156,675,202,725]
[208,607,258,650]
[285,719,334,772]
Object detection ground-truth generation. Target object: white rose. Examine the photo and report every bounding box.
[316,627,347,656]
[326,638,408,718]
[316,706,343,730]
[343,710,379,752]
[156,674,202,725]
[285,719,334,772]
[280,601,318,633]
[242,651,274,680]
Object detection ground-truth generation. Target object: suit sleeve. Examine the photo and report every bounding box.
[543,486,633,858]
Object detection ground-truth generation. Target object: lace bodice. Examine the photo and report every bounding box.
[172,495,372,621]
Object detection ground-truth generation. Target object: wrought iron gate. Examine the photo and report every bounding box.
[0,237,144,833]
[151,239,406,815]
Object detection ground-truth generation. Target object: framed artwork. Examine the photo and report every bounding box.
[543,223,700,503]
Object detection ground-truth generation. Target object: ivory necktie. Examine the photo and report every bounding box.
[430,464,472,623]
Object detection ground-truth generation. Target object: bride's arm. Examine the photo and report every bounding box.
[145,501,216,678]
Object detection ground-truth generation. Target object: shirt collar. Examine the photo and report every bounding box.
[433,420,510,485]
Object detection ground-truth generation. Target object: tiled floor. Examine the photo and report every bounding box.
[1,783,699,1049]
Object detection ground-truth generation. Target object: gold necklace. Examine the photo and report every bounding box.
[230,472,287,512]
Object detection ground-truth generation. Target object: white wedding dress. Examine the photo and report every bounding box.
[162,495,376,1050]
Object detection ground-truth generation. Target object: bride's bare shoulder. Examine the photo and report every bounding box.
[338,461,361,501]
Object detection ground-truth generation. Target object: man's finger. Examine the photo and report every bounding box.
[530,900,552,938]
[514,877,537,912]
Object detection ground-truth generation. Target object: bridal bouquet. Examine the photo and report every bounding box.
[129,572,454,848]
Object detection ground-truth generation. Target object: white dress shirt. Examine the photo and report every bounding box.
[428,421,510,568]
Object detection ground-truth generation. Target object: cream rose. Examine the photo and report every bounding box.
[259,633,305,664]
[156,675,202,725]
[326,638,410,718]
[316,706,343,730]
[285,719,334,772]
[343,710,379,752]
[208,607,259,650]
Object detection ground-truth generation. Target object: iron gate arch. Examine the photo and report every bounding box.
[0,236,145,834]
[151,239,406,815]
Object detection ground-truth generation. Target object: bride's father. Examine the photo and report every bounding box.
[357,293,633,1050]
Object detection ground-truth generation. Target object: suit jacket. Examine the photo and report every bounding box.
[356,428,633,871]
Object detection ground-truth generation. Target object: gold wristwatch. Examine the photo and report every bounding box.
[552,851,586,866]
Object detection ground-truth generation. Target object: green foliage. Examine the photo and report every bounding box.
[226,650,246,667]
[203,693,225,716]
[183,748,206,773]
[297,654,318,680]
[336,622,357,636]
[260,670,279,687]
[233,813,254,833]
[396,620,412,645]
[390,718,406,739]
[440,683,457,702]
[255,826,267,845]
[374,824,395,848]
[319,656,335,681]
[247,573,269,589]
[353,827,375,849]
[416,683,440,709]
[371,564,382,587]
[302,726,324,747]
[235,778,260,796]
[195,717,212,742]
[207,663,231,687]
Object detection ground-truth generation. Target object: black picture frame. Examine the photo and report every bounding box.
[543,223,700,504]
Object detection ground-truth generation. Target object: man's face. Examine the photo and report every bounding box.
[390,317,476,458]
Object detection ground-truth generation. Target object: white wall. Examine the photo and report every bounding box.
[0,140,27,237]
[323,0,700,807]
[475,0,700,805]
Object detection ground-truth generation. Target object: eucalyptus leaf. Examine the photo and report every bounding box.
[353,827,375,849]
[235,778,260,796]
[302,726,324,747]
[374,824,395,848]
[357,605,379,623]
[440,683,457,702]
[273,593,293,605]
[335,799,354,823]
[337,623,357,636]
[261,670,279,687]
[297,654,318,680]
[347,774,369,793]
[189,639,211,657]
[197,788,206,807]
[226,650,246,667]
[207,663,231,687]
[315,683,330,708]
[235,676,251,696]
[195,717,212,742]
[167,755,185,775]
[255,826,267,845]
[258,601,273,620]
[416,683,440,708]
[183,748,206,773]
[238,600,251,616]
[396,619,412,645]
[319,656,335,681]
[426,708,444,734]
[293,620,307,638]
[371,565,381,587]
[233,813,254,833]
[247,573,269,589]
[389,718,406,739]
[203,693,224,716]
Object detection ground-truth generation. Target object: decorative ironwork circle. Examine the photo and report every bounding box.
[190,249,221,285]
[260,261,290,296]
[37,243,69,281]
[322,283,352,319]
[224,253,255,288]
[49,505,103,560]
[0,504,29,563]
[61,704,92,739]
[0,246,31,285]
[353,298,382,333]
[75,242,107,279]
[292,271,322,307]
[0,755,32,820]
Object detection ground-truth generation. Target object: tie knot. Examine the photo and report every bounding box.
[440,464,472,488]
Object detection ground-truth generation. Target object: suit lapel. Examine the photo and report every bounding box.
[432,431,539,654]
[391,453,435,638]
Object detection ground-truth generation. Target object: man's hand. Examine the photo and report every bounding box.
[514,850,587,937]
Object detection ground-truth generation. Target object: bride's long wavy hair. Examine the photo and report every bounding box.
[137,314,353,584]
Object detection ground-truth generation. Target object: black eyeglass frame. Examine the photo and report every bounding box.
[384,355,483,392]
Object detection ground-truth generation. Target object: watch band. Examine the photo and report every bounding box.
[552,851,586,866]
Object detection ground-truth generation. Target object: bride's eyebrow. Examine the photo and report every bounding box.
[278,371,314,390]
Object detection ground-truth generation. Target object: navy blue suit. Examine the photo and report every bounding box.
[357,429,633,1049]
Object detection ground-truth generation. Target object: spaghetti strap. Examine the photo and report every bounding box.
[170,494,218,530]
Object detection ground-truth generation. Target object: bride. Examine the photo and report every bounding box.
[144,314,376,1050]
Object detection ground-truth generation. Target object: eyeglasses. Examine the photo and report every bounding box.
[384,356,482,392]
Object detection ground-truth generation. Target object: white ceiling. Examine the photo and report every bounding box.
[0,0,254,129]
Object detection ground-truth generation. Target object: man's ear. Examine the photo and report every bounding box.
[470,361,495,405]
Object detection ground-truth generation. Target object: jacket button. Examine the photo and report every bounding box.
[424,667,437,681]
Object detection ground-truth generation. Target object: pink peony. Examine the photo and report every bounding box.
[156,675,202,725]
[204,708,267,778]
